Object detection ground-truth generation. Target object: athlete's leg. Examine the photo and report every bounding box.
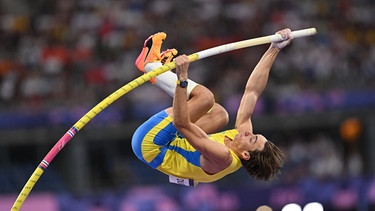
[135,32,229,132]
[194,103,229,134]
[160,83,228,133]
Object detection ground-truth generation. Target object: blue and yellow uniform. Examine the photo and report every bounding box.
[132,110,243,183]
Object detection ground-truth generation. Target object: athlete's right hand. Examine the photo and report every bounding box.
[175,55,190,80]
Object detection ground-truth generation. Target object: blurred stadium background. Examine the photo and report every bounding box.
[0,0,374,210]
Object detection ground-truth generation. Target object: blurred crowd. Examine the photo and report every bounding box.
[0,0,374,116]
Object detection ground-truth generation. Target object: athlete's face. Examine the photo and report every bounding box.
[234,132,267,159]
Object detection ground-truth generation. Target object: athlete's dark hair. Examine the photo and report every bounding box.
[240,141,284,181]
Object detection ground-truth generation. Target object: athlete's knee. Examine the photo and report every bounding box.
[189,85,215,109]
[211,103,229,126]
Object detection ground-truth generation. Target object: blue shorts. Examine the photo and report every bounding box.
[131,110,179,169]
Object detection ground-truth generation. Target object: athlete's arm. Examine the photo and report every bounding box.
[172,55,232,171]
[235,29,293,132]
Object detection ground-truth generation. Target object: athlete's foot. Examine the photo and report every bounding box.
[135,32,166,83]
[161,48,178,65]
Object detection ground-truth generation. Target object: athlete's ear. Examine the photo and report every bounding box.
[241,151,250,160]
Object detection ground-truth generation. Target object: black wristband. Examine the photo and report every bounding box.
[177,80,188,88]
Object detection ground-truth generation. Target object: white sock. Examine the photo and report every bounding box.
[144,62,198,98]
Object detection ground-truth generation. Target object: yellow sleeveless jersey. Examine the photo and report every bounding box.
[157,129,243,183]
